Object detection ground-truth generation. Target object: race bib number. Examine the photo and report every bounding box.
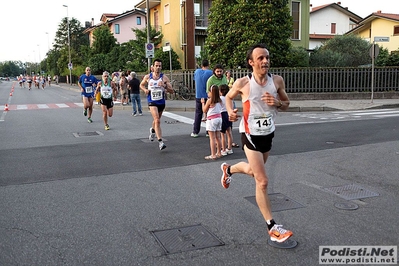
[85,86,93,93]
[248,113,274,135]
[101,86,112,99]
[150,88,163,101]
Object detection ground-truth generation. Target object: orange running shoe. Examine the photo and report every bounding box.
[220,163,231,189]
[268,224,293,243]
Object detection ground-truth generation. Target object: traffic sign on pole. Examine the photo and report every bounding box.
[369,44,380,59]
[374,36,390,42]
[145,43,154,58]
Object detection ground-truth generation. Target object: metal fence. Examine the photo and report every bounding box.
[172,67,399,94]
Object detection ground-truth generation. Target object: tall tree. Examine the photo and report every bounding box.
[310,35,370,67]
[123,27,163,72]
[205,0,293,68]
[0,61,22,77]
[53,17,89,77]
[91,25,117,55]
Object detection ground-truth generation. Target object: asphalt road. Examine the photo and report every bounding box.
[1,82,398,265]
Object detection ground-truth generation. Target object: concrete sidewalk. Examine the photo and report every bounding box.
[59,83,399,112]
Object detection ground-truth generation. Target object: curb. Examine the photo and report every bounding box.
[59,85,399,112]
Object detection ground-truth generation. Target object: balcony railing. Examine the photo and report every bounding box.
[195,14,208,28]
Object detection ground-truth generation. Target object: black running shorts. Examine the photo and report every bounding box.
[101,98,114,109]
[241,132,274,153]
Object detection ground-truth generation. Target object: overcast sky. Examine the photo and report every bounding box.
[0,0,396,63]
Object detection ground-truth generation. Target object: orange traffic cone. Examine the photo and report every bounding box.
[10,92,12,96]
[4,104,9,111]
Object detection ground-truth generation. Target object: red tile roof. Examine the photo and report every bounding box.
[311,3,334,12]
[372,12,399,21]
[309,34,336,39]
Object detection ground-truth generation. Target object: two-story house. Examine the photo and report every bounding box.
[83,8,147,46]
[346,11,399,53]
[136,0,310,69]
[309,2,362,50]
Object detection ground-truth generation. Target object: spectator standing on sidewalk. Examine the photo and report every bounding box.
[126,70,132,103]
[220,43,293,243]
[119,72,129,105]
[112,72,120,101]
[140,59,174,150]
[225,70,239,148]
[128,72,142,116]
[202,84,223,160]
[191,59,213,138]
[206,64,228,93]
[219,84,234,156]
[225,70,234,89]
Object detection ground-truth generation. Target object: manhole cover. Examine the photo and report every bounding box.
[73,131,103,137]
[245,193,305,212]
[334,202,359,210]
[267,238,298,249]
[324,184,379,200]
[151,224,224,254]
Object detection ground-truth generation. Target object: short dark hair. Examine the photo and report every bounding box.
[219,84,229,96]
[246,43,268,71]
[153,58,162,64]
[201,59,209,67]
[213,64,224,71]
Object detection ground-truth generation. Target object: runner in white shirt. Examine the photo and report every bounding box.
[221,43,293,243]
[96,71,114,130]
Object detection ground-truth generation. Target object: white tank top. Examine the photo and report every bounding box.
[207,102,222,118]
[239,73,277,135]
[220,96,227,112]
[100,83,113,99]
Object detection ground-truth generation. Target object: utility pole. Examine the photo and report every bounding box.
[146,0,152,72]
[37,44,41,74]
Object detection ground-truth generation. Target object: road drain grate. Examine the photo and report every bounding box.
[323,184,379,200]
[150,224,224,254]
[244,193,305,212]
[73,131,103,137]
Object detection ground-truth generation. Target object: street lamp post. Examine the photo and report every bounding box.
[33,50,36,75]
[37,44,41,75]
[45,32,50,51]
[63,4,72,85]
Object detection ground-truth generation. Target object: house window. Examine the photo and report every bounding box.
[331,23,336,34]
[137,17,142,25]
[194,3,200,16]
[291,2,300,40]
[394,25,399,35]
[115,24,120,34]
[164,4,170,24]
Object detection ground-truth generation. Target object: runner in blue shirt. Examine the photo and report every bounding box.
[140,59,174,150]
[78,67,99,123]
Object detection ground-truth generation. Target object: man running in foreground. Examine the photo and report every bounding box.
[221,43,293,243]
